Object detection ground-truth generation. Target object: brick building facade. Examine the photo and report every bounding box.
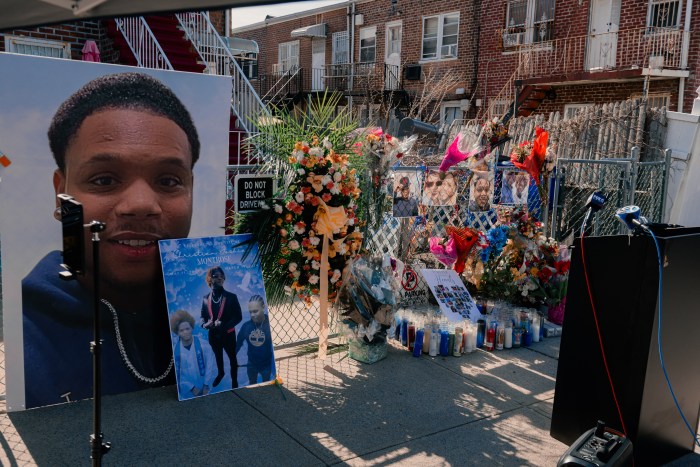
[233,0,699,124]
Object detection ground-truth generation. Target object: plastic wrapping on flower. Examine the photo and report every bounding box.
[429,236,458,267]
[439,132,485,172]
[334,255,397,343]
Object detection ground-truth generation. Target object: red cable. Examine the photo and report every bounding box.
[579,232,629,438]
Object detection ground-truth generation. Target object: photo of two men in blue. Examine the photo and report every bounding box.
[159,234,276,401]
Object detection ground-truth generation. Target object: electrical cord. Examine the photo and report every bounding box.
[579,211,629,438]
[643,226,700,448]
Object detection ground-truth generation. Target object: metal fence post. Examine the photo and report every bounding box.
[629,146,640,207]
[660,148,672,223]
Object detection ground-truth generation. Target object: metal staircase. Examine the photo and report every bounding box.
[109,12,269,165]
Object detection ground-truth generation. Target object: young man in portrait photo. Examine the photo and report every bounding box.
[512,172,530,205]
[468,171,493,212]
[200,266,243,389]
[392,174,420,217]
[21,72,200,408]
[422,170,458,206]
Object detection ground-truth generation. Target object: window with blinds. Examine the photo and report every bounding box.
[4,35,70,58]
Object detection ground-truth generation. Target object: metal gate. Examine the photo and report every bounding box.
[549,148,670,239]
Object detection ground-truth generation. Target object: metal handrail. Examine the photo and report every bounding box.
[500,25,689,80]
[175,11,269,134]
[114,17,173,70]
[260,66,301,102]
[482,68,519,122]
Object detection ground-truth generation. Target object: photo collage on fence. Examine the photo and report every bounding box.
[390,167,536,219]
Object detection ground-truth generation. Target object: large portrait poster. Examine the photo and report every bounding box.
[159,234,275,400]
[0,53,231,411]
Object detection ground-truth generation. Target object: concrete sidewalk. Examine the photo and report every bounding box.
[0,336,698,466]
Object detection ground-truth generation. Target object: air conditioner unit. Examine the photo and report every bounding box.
[441,44,457,58]
[404,64,422,81]
[502,32,523,47]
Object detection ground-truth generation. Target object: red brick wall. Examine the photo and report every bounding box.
[0,20,120,63]
[536,79,680,115]
[234,0,479,106]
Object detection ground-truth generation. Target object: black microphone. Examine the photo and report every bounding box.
[585,191,607,213]
[581,191,607,235]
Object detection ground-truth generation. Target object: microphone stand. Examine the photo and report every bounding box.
[87,221,111,466]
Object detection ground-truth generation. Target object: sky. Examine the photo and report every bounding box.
[231,0,345,30]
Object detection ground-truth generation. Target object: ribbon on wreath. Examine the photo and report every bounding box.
[314,200,349,359]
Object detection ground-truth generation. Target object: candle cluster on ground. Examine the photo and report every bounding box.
[393,304,545,357]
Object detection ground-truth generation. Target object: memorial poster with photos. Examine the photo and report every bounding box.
[468,170,495,212]
[501,170,529,205]
[392,169,422,218]
[159,234,276,401]
[420,269,480,323]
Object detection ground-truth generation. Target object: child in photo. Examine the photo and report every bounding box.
[236,295,275,385]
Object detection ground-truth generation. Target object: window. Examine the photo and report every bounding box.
[647,0,681,28]
[238,54,258,80]
[633,93,670,109]
[421,12,459,60]
[278,40,299,72]
[563,104,593,119]
[359,26,376,63]
[386,21,402,57]
[490,99,510,118]
[4,35,70,58]
[441,102,464,131]
[332,31,349,64]
[504,0,555,47]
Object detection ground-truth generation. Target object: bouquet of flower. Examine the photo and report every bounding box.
[334,255,397,343]
[355,128,417,230]
[269,136,364,305]
[482,117,509,147]
[465,208,571,308]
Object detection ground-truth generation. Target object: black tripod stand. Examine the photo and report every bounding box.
[57,194,110,465]
[87,220,111,466]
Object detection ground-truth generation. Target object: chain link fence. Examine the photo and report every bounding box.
[228,105,671,347]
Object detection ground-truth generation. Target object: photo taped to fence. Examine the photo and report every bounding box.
[469,170,495,212]
[392,169,422,218]
[422,169,459,207]
[500,170,530,205]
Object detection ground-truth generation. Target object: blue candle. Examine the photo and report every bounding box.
[439,329,450,356]
[401,318,409,346]
[523,329,533,347]
[413,329,424,357]
[476,319,485,348]
[394,316,402,340]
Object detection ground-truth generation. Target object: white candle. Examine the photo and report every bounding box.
[505,326,513,349]
[464,325,474,353]
[532,322,541,343]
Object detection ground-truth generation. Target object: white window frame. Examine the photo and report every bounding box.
[504,0,555,47]
[440,101,464,131]
[646,0,682,29]
[563,103,593,119]
[277,40,299,73]
[385,20,402,60]
[4,35,71,58]
[421,12,460,61]
[490,99,510,118]
[359,26,377,63]
[332,31,349,65]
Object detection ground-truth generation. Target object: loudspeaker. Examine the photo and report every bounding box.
[551,226,700,466]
